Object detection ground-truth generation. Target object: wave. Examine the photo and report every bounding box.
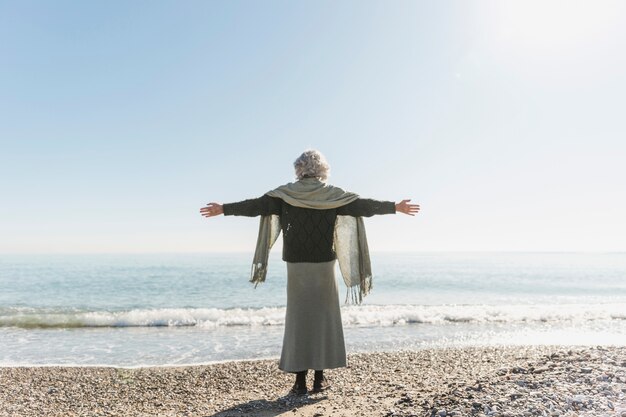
[0,307,285,329]
[1,303,625,329]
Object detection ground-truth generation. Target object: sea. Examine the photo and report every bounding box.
[0,252,625,367]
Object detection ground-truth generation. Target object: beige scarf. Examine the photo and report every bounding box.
[250,178,373,304]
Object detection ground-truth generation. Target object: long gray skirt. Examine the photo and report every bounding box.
[278,260,347,372]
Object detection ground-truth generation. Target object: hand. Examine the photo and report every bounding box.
[395,199,420,216]
[200,202,224,218]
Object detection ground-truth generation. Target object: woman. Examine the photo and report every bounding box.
[200,150,419,395]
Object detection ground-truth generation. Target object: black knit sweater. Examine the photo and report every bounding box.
[223,195,396,263]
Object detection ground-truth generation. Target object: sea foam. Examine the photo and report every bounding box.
[1,303,624,329]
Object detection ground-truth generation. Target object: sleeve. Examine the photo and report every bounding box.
[223,195,282,217]
[336,198,396,217]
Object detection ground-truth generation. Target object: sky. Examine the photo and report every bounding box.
[1,0,625,253]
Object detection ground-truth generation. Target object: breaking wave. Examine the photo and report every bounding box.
[1,303,624,329]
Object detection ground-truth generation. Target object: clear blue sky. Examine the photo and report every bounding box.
[1,1,625,253]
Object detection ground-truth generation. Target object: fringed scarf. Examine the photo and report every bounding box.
[250,178,373,304]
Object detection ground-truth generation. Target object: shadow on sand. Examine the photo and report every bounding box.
[208,394,328,417]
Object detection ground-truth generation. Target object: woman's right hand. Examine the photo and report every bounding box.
[200,202,224,218]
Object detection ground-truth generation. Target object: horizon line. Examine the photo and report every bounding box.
[1,250,625,256]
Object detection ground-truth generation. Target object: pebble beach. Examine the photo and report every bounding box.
[1,345,625,417]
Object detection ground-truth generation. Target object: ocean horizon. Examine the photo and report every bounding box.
[1,251,625,367]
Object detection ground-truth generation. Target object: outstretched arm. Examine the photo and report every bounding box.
[337,198,420,217]
[200,195,282,218]
[200,203,223,218]
[395,199,420,216]
[336,199,395,217]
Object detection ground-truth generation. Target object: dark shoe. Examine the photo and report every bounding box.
[289,382,307,395]
[311,377,330,393]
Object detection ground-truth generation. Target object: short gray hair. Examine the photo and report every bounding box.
[294,149,330,181]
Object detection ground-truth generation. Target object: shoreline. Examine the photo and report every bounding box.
[1,345,625,417]
[0,354,283,370]
[2,344,625,370]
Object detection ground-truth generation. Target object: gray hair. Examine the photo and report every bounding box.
[294,149,330,181]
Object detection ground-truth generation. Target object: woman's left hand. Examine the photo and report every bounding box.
[395,199,420,216]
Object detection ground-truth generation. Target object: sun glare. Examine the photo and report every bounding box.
[492,0,625,52]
